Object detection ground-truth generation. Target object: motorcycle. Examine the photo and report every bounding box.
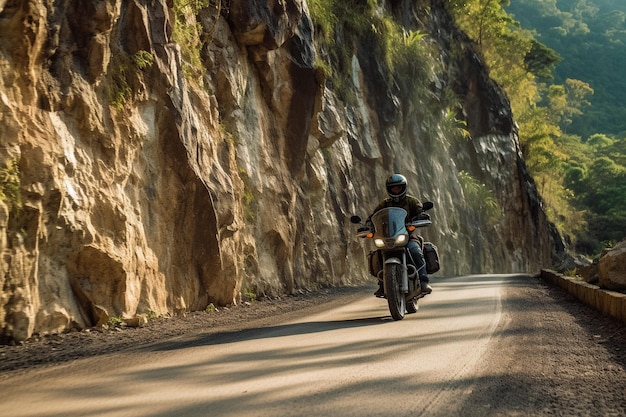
[351,201,434,320]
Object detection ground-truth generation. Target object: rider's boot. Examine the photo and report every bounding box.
[374,280,385,298]
[420,280,432,294]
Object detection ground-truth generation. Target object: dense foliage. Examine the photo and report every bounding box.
[507,0,626,138]
[447,0,625,255]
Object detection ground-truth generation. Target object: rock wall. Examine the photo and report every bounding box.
[0,0,563,342]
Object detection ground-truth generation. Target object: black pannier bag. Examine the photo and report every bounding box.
[423,242,440,274]
[368,249,383,278]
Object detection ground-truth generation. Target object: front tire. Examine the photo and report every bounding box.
[384,263,405,320]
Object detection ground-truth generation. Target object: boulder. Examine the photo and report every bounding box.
[598,240,626,291]
[577,261,599,285]
[123,315,148,328]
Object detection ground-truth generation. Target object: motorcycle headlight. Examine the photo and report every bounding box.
[395,234,407,245]
[374,238,385,248]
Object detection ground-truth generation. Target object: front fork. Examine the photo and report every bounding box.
[383,249,421,299]
[383,250,409,293]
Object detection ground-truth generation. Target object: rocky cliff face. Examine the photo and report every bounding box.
[0,0,563,342]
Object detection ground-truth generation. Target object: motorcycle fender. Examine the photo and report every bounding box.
[384,257,402,265]
[384,257,408,292]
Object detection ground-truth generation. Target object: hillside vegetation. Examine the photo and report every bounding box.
[447,0,626,255]
[507,0,626,138]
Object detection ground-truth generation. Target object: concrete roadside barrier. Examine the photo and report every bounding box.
[540,269,626,325]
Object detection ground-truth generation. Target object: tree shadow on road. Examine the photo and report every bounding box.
[141,316,390,351]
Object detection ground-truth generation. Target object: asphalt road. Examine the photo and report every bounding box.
[0,274,504,416]
[1,274,625,417]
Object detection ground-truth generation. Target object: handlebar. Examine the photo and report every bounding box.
[407,219,432,228]
[351,204,434,238]
[356,226,373,238]
[355,219,431,238]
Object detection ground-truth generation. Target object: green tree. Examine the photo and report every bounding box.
[448,0,592,244]
[547,79,593,132]
[525,39,562,79]
[587,133,614,148]
[583,157,626,211]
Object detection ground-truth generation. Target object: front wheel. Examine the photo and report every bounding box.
[384,263,406,320]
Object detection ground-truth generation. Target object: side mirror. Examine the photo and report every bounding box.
[423,201,434,211]
[350,215,362,224]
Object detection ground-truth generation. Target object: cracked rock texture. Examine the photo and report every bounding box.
[0,0,563,342]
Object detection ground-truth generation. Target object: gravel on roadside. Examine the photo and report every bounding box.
[457,275,626,417]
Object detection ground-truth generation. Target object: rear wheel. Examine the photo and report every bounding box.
[385,263,405,320]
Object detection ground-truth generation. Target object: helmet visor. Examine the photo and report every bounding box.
[387,183,406,198]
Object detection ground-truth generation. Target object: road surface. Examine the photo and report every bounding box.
[1,274,625,416]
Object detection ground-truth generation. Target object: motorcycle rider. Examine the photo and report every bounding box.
[369,174,432,298]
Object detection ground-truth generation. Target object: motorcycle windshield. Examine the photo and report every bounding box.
[370,207,407,238]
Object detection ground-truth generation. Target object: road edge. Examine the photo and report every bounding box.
[540,269,626,325]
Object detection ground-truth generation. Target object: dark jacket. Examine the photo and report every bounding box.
[370,195,423,219]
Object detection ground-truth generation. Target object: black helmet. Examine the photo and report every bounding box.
[386,174,407,202]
